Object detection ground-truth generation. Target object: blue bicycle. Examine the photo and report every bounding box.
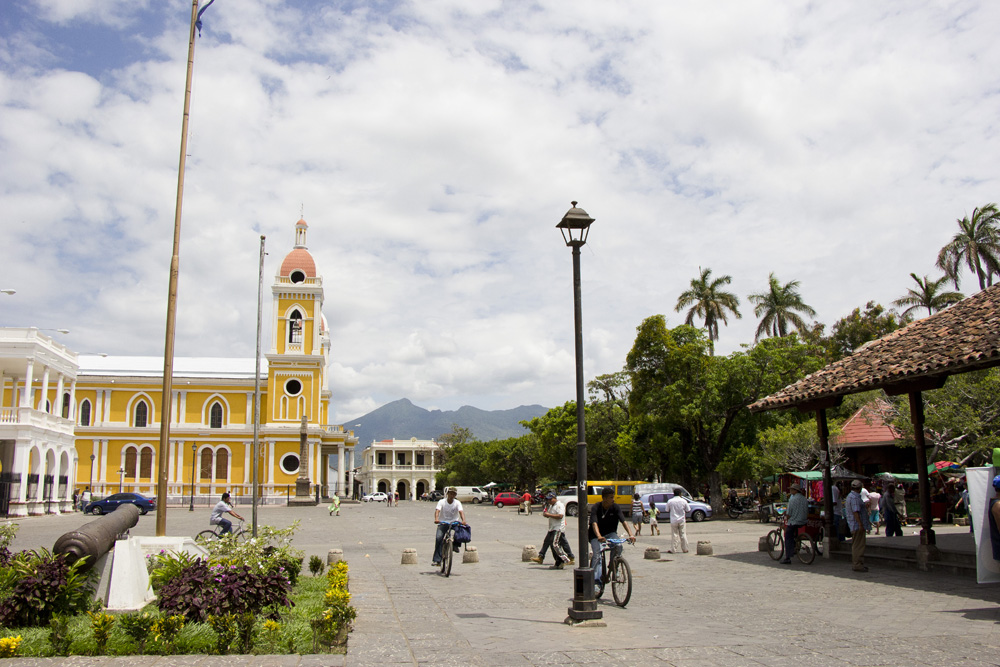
[436,521,466,577]
[595,537,633,607]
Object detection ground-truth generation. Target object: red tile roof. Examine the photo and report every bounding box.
[750,284,1000,413]
[834,402,900,447]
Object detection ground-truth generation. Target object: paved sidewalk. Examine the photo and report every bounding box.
[5,502,1000,665]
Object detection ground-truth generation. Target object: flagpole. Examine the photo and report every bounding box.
[156,0,201,537]
[252,235,265,538]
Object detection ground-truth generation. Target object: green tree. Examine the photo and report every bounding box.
[674,267,742,353]
[936,204,1000,291]
[748,273,817,341]
[892,273,964,318]
[826,301,907,361]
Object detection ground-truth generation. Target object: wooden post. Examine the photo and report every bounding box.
[908,391,936,546]
[816,409,835,557]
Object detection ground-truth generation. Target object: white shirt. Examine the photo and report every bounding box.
[547,500,567,531]
[666,495,689,523]
[436,498,464,523]
[860,488,870,503]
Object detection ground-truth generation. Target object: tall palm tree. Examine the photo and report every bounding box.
[936,204,1000,291]
[674,267,741,353]
[892,273,963,318]
[748,273,817,341]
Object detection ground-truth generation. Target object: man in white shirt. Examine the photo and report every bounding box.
[666,492,691,554]
[433,487,467,566]
[531,493,573,569]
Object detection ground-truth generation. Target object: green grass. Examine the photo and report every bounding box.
[0,573,338,657]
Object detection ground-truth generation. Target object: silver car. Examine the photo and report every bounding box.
[641,492,712,522]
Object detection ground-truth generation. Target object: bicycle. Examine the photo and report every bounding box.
[594,537,633,607]
[435,521,465,577]
[196,519,247,542]
[766,521,816,564]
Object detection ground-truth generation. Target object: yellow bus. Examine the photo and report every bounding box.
[555,480,643,517]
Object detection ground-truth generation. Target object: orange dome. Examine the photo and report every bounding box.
[279,248,317,278]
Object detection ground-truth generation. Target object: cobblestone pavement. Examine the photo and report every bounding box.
[4,501,1000,666]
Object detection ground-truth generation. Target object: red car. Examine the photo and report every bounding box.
[493,492,524,508]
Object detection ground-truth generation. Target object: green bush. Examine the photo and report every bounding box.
[308,555,325,577]
[0,550,95,627]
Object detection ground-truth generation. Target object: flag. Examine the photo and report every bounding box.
[195,0,216,37]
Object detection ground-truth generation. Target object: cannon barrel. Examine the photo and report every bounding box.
[53,504,140,571]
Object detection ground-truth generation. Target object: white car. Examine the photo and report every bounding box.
[363,491,388,503]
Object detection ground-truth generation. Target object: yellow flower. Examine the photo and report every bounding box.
[0,635,23,658]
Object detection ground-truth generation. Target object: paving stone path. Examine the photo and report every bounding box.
[4,501,1000,665]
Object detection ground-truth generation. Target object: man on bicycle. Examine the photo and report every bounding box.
[433,487,467,567]
[780,483,808,564]
[210,492,244,535]
[589,487,635,585]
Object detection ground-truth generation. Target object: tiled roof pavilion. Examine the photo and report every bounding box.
[750,283,1000,413]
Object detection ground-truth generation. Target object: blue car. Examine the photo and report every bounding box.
[640,492,713,522]
[85,492,155,515]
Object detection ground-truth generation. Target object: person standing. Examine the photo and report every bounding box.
[631,494,644,537]
[81,486,92,513]
[859,482,871,534]
[867,487,881,535]
[893,483,908,528]
[846,480,870,572]
[589,487,636,585]
[648,497,661,536]
[531,493,572,568]
[780,484,808,564]
[831,481,845,541]
[666,492,690,554]
[521,490,533,515]
[880,484,903,537]
[988,476,1000,561]
[432,487,466,567]
[955,484,972,533]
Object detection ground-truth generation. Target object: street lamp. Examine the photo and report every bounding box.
[40,328,70,334]
[1,289,14,295]
[117,467,125,493]
[557,201,601,624]
[89,454,95,492]
[189,444,197,511]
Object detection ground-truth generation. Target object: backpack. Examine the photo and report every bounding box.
[453,524,472,545]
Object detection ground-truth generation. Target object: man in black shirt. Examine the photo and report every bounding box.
[589,487,636,584]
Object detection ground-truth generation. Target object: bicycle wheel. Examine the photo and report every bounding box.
[766,529,783,561]
[196,529,218,541]
[796,536,816,564]
[441,535,454,576]
[610,557,632,607]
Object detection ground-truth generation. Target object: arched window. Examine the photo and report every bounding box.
[79,400,91,426]
[134,401,148,427]
[62,393,70,419]
[200,449,213,480]
[124,447,137,478]
[139,448,153,478]
[215,449,229,480]
[288,310,303,343]
[210,403,223,428]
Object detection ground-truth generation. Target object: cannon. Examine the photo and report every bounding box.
[53,503,140,572]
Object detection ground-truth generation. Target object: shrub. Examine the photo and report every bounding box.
[206,613,237,655]
[47,614,72,656]
[118,611,158,654]
[147,549,201,593]
[157,560,292,622]
[151,614,185,654]
[0,635,22,658]
[0,521,17,550]
[156,559,213,622]
[308,554,325,577]
[0,550,95,627]
[312,561,354,652]
[87,611,114,654]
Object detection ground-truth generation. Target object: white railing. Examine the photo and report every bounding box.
[274,276,323,286]
[0,407,74,434]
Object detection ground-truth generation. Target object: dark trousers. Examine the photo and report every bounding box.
[539,529,574,563]
[782,523,803,561]
[884,511,903,537]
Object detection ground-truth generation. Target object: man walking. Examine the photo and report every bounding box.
[880,483,903,537]
[666,492,690,554]
[846,479,870,572]
[531,493,573,568]
[780,483,808,564]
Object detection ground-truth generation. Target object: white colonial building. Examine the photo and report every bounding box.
[357,437,440,500]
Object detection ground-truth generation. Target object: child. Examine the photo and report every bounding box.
[648,499,661,536]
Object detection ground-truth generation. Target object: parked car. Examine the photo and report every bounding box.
[422,490,444,502]
[85,492,155,516]
[363,491,388,503]
[640,492,713,522]
[493,492,524,508]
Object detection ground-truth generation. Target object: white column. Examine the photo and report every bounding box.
[21,361,34,408]
[68,379,77,421]
[55,373,65,416]
[246,393,253,425]
[0,372,6,409]
[39,366,50,412]
[102,390,111,424]
[244,442,251,484]
[337,445,345,497]
[180,391,187,424]
[267,440,275,484]
[99,439,108,494]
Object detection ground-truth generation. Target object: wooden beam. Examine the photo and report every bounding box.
[908,391,935,546]
[882,375,947,396]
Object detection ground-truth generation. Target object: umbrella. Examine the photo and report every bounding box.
[932,461,962,472]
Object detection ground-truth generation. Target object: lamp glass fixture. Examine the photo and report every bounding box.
[556,201,595,246]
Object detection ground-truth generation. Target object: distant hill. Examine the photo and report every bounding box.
[343,398,549,464]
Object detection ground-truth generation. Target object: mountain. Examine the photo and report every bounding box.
[343,399,549,464]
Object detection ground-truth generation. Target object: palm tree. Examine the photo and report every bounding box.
[892,273,963,318]
[748,273,817,341]
[935,204,1000,291]
[674,267,741,353]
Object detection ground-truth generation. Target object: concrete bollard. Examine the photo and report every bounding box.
[522,545,538,561]
[644,546,661,560]
[696,540,713,556]
[327,548,344,565]
[463,546,479,563]
[401,548,418,565]
[758,536,769,552]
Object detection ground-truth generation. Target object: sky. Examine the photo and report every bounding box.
[1,0,999,425]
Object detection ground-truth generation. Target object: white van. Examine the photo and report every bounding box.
[452,486,489,504]
[635,482,691,499]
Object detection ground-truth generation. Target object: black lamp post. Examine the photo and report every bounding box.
[88,453,95,492]
[117,467,125,493]
[558,201,601,624]
[189,444,196,511]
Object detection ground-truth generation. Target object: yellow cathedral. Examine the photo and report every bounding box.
[62,218,357,509]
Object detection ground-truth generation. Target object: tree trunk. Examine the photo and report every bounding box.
[709,470,723,514]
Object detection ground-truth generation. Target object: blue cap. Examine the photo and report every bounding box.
[993,475,1000,490]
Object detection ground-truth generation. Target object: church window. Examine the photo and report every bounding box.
[288,310,303,343]
[285,379,302,396]
[134,401,148,427]
[210,402,223,428]
[215,449,228,480]
[200,449,213,480]
[139,448,153,478]
[124,447,137,478]
[280,453,300,475]
[79,400,91,426]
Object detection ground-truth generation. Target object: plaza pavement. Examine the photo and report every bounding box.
[4,501,1000,666]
